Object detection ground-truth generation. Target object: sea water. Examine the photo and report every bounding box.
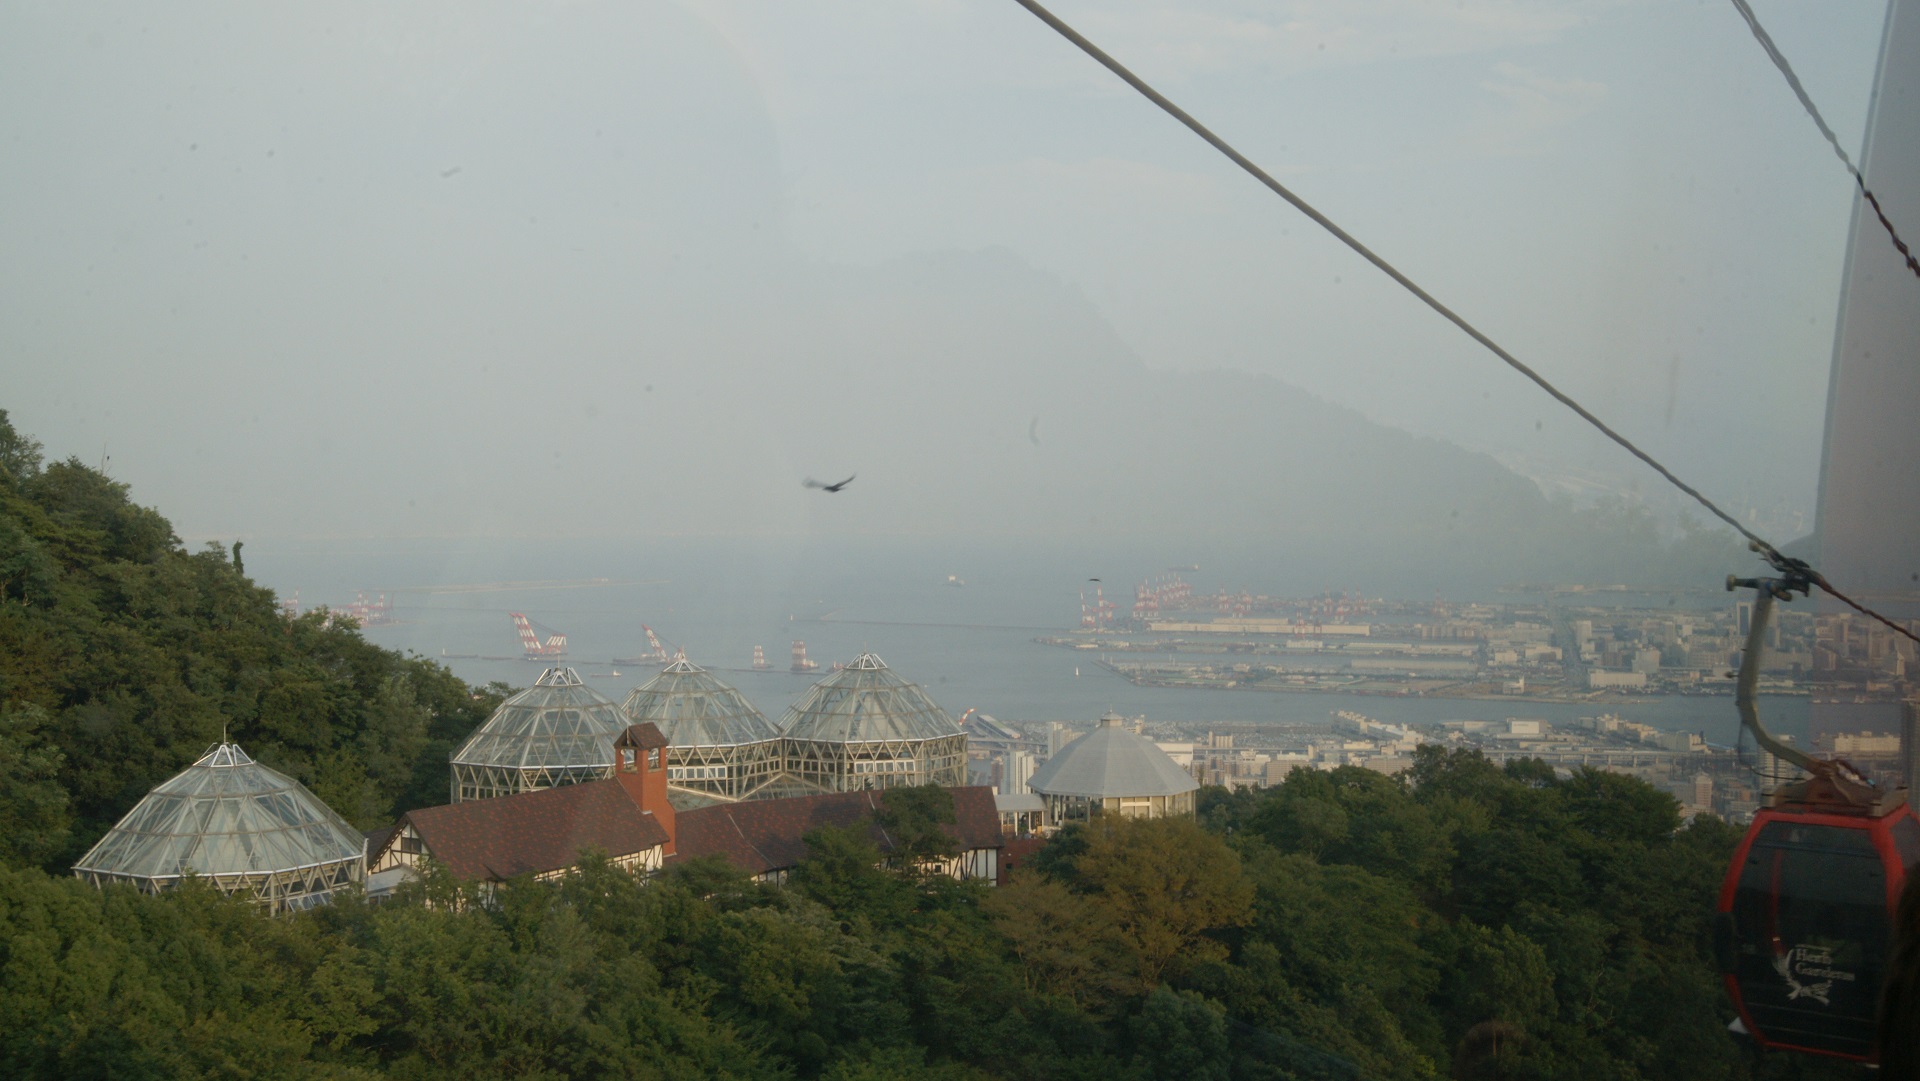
[243,535,1880,746]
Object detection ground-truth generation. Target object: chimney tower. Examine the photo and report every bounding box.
[614,723,676,854]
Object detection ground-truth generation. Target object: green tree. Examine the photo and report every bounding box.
[0,703,70,866]
[878,783,961,868]
[1131,986,1230,1081]
[985,875,1136,1007]
[0,409,43,483]
[1056,816,1254,984]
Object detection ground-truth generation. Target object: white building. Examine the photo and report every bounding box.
[1028,712,1200,823]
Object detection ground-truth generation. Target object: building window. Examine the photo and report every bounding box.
[621,747,636,771]
[647,748,661,770]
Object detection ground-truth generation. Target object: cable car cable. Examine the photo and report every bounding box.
[1008,0,1920,647]
[1727,0,1920,282]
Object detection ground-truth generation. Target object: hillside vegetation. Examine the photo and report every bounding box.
[0,410,499,868]
[0,412,1839,1079]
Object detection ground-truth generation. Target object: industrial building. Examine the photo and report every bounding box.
[448,666,626,802]
[1026,712,1199,822]
[72,742,366,914]
[778,653,968,793]
[620,657,784,803]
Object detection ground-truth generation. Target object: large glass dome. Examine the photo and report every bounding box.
[72,743,365,914]
[622,658,781,747]
[449,667,624,802]
[622,657,783,801]
[781,653,967,792]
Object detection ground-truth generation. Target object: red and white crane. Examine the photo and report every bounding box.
[509,612,568,659]
[642,625,670,664]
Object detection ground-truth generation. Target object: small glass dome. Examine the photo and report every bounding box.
[782,653,963,743]
[449,667,625,802]
[72,743,365,913]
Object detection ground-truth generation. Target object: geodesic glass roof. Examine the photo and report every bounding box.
[621,658,781,748]
[72,743,364,881]
[450,666,624,771]
[782,653,962,744]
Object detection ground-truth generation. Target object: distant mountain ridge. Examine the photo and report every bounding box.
[746,247,1741,590]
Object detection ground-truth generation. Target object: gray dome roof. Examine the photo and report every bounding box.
[73,743,364,882]
[621,658,780,748]
[450,667,624,772]
[782,653,962,744]
[1028,714,1199,799]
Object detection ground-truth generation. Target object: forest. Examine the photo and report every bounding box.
[0,410,1847,1079]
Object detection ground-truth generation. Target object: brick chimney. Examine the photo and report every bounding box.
[614,723,676,855]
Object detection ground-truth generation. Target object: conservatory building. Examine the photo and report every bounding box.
[72,742,366,914]
[780,653,968,793]
[620,657,784,802]
[1027,712,1199,823]
[449,667,625,802]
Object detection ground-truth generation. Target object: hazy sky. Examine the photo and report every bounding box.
[0,0,1893,541]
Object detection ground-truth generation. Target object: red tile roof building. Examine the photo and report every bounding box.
[373,719,1003,891]
[371,724,676,893]
[670,785,1002,881]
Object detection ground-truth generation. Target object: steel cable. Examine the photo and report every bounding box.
[1008,0,1920,646]
[1728,0,1920,282]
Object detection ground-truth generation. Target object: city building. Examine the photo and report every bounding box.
[620,657,784,804]
[1587,670,1648,691]
[1027,711,1200,822]
[448,667,626,802]
[72,742,365,914]
[779,653,968,792]
[1001,749,1036,794]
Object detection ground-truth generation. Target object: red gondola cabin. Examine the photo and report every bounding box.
[1717,774,1920,1061]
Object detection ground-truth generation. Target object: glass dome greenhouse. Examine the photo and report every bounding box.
[620,657,783,801]
[449,666,625,802]
[71,742,365,914]
[780,653,967,792]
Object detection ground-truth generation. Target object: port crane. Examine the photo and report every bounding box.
[1079,582,1116,628]
[791,640,818,672]
[509,612,568,659]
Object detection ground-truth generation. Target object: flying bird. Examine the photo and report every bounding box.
[804,474,856,493]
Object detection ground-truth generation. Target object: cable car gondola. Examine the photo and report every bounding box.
[1714,563,1920,1062]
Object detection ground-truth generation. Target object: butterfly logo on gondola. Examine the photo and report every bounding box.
[1774,953,1832,1006]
